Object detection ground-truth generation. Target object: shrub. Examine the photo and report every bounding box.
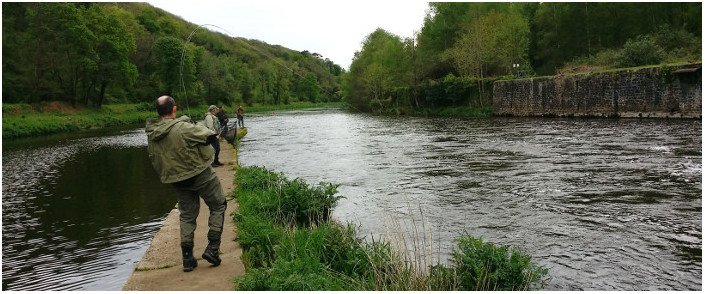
[451,235,548,290]
[617,36,666,68]
[235,165,343,227]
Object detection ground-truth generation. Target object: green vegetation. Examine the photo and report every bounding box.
[1,101,344,139]
[2,102,154,139]
[2,2,342,109]
[241,101,346,114]
[232,166,548,290]
[344,2,701,114]
[3,2,699,122]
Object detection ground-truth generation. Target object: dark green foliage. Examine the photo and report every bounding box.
[2,2,342,107]
[345,2,700,115]
[451,235,548,291]
[235,165,343,228]
[617,36,666,68]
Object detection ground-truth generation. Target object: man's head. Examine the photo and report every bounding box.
[156,96,176,118]
[219,105,225,111]
[208,105,218,114]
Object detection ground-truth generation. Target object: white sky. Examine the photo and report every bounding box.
[146,0,431,70]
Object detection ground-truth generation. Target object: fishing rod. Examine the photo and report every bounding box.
[179,24,303,118]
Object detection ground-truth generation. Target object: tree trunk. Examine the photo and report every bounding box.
[97,80,108,108]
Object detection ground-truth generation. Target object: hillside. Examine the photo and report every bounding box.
[2,2,343,108]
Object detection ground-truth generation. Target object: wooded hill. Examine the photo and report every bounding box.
[2,2,343,108]
[345,2,701,113]
[3,2,701,116]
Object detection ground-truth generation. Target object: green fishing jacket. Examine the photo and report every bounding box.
[204,112,220,134]
[145,115,216,183]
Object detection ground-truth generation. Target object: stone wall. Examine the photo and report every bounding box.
[493,64,702,118]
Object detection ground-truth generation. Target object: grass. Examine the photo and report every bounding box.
[2,101,345,139]
[231,165,548,291]
[242,101,346,114]
[2,103,155,139]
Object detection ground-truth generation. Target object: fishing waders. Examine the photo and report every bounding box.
[181,243,198,272]
[172,166,227,271]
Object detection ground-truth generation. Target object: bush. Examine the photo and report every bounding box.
[451,235,548,290]
[235,165,343,228]
[617,36,666,68]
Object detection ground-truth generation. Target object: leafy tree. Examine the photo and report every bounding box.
[84,5,138,107]
[2,2,342,108]
[2,3,34,103]
[298,72,320,103]
[451,9,530,78]
[32,3,96,106]
[136,6,160,33]
[153,36,190,96]
[347,28,408,111]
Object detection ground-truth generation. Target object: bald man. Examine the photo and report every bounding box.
[145,95,226,272]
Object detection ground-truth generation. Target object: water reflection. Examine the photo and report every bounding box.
[2,129,176,290]
[239,109,701,290]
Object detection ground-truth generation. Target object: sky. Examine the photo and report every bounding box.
[146,0,431,70]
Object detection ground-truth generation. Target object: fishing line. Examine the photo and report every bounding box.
[179,23,302,118]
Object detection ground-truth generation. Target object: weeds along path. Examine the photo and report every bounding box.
[122,141,245,290]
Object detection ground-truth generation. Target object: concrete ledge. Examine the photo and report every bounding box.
[122,141,245,291]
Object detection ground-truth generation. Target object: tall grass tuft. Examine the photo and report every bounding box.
[232,166,548,290]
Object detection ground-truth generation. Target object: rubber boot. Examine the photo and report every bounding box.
[181,245,198,272]
[201,239,221,266]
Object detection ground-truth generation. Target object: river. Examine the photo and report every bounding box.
[2,127,176,290]
[238,109,701,291]
[1,109,701,290]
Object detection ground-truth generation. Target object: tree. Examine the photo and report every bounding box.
[298,72,320,103]
[1,2,348,108]
[32,3,96,106]
[153,36,187,96]
[85,5,138,107]
[346,28,408,111]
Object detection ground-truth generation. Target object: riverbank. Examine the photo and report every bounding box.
[2,103,154,139]
[244,101,346,113]
[122,131,247,290]
[1,101,344,139]
[232,165,547,290]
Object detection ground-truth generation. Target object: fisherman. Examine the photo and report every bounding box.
[145,96,226,272]
[236,105,245,128]
[204,105,223,167]
[216,105,229,136]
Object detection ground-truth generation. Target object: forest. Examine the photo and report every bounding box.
[2,2,702,115]
[346,2,701,114]
[2,2,343,108]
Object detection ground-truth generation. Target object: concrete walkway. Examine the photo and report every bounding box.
[122,141,245,290]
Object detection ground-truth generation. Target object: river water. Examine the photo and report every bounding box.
[238,109,702,291]
[2,128,176,290]
[1,110,701,290]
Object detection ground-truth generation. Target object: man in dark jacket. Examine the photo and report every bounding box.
[145,95,226,272]
[236,105,244,128]
[216,105,229,135]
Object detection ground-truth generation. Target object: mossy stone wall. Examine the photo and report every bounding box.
[493,64,702,118]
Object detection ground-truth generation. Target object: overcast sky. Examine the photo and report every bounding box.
[146,0,430,69]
